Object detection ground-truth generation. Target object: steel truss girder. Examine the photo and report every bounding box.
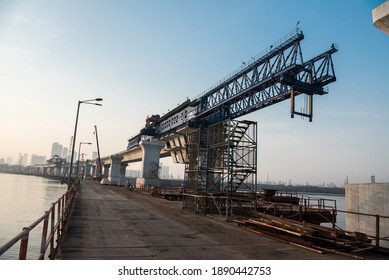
[195,30,337,125]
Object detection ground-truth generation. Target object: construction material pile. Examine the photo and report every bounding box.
[237,211,375,259]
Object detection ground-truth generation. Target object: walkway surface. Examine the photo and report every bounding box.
[58,180,350,260]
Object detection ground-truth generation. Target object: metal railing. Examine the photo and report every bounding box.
[257,197,389,250]
[0,184,77,260]
[334,209,389,248]
[300,195,337,211]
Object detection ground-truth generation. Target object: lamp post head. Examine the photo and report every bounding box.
[80,98,103,105]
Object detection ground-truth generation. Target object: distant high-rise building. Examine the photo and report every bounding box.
[30,154,46,166]
[6,157,12,165]
[92,151,98,160]
[18,153,23,166]
[18,153,28,166]
[50,142,63,159]
[23,153,28,166]
[62,147,68,160]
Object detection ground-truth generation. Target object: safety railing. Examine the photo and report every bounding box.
[293,201,389,249]
[0,184,77,260]
[301,195,337,211]
[258,198,389,249]
[334,209,389,248]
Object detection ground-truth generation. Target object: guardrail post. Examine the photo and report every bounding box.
[299,205,302,222]
[57,199,61,242]
[273,204,277,216]
[376,215,380,247]
[19,227,30,260]
[39,211,50,260]
[61,196,65,228]
[331,209,336,229]
[50,204,55,258]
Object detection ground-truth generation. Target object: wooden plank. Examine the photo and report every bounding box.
[246,220,303,237]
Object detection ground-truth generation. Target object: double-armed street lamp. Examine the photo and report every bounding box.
[76,142,92,180]
[68,98,103,189]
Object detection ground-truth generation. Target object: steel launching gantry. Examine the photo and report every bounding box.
[196,29,337,124]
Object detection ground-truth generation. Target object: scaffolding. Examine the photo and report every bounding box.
[183,119,257,219]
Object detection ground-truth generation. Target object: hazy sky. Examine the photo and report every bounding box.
[0,0,388,186]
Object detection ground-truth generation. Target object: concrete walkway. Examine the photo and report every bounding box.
[58,180,349,260]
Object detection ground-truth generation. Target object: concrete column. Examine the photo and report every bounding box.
[119,163,128,186]
[136,140,165,188]
[84,160,92,178]
[96,159,103,178]
[108,154,124,185]
[62,166,69,177]
[55,165,62,176]
[103,163,110,178]
[91,165,97,178]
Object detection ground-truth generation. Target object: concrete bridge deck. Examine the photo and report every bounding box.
[57,180,351,260]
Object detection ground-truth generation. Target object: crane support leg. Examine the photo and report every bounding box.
[290,88,295,118]
[308,94,313,122]
[290,88,314,122]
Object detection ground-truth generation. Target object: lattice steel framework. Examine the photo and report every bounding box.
[183,120,257,218]
[183,126,208,195]
[195,29,337,124]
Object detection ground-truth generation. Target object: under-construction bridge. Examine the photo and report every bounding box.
[127,28,338,217]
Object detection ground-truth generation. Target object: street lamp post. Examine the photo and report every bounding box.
[76,142,92,180]
[68,98,103,189]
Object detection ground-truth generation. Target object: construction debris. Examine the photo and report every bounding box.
[237,211,375,259]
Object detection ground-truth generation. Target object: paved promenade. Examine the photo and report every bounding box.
[58,180,349,260]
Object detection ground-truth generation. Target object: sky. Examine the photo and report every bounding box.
[0,0,388,187]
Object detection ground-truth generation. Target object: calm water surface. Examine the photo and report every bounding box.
[0,173,67,260]
[298,192,346,229]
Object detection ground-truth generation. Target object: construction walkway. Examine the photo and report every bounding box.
[58,180,350,260]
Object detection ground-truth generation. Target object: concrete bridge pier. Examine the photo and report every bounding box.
[108,154,124,185]
[136,140,165,188]
[62,166,69,177]
[103,162,110,178]
[84,160,92,178]
[90,164,96,178]
[55,165,62,176]
[119,163,127,186]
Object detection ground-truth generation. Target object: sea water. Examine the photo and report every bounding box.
[0,173,67,260]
